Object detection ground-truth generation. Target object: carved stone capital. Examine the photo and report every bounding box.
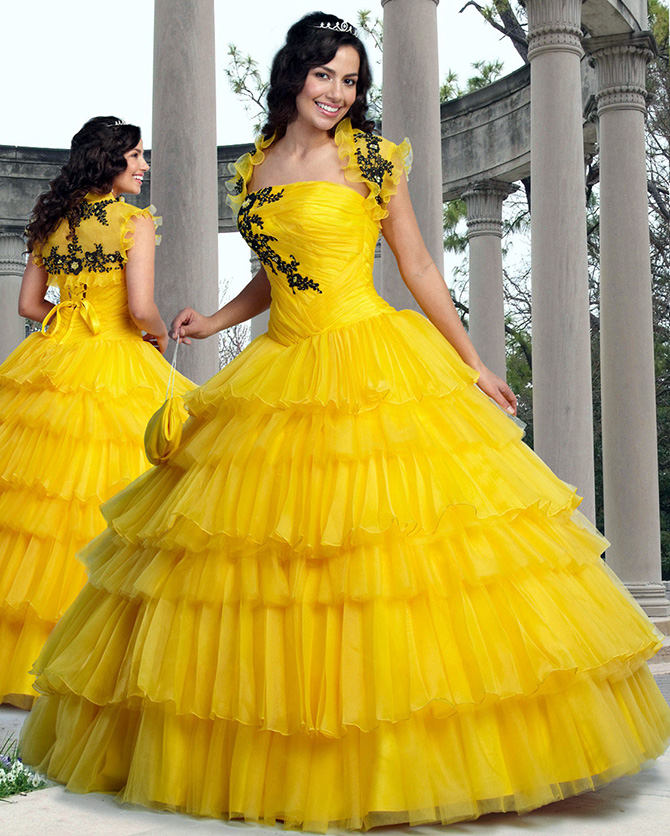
[461,180,518,238]
[526,0,583,61]
[0,233,26,277]
[381,0,439,6]
[585,32,657,115]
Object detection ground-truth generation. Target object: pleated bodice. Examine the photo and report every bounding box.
[239,181,393,344]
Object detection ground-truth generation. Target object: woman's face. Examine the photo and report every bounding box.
[294,45,360,132]
[111,141,149,196]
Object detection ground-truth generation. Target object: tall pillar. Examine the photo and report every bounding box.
[152,0,219,383]
[586,33,669,617]
[461,181,517,380]
[0,233,27,362]
[380,0,443,312]
[526,0,596,521]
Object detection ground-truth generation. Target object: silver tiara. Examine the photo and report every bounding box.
[312,20,356,35]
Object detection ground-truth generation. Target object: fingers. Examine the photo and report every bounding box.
[501,383,518,416]
[170,307,194,340]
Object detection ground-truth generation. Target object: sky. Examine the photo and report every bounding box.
[0,0,522,297]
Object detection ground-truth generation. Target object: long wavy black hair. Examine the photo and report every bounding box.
[26,117,141,253]
[262,12,374,141]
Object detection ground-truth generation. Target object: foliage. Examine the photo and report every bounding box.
[0,738,47,799]
[441,59,505,101]
[355,11,383,124]
[224,45,269,135]
[459,1,528,63]
[648,0,670,575]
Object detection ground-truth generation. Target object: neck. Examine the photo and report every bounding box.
[281,121,334,157]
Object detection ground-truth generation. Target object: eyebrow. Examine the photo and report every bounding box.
[318,65,359,78]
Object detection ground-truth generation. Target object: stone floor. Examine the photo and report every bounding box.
[2,656,669,836]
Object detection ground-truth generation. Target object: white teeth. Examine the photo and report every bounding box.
[316,102,339,114]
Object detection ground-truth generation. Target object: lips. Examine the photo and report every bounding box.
[315,101,340,116]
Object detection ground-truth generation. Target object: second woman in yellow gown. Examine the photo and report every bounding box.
[20,14,670,831]
[0,116,191,708]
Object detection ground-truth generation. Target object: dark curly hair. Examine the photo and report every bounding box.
[25,117,142,253]
[262,12,374,141]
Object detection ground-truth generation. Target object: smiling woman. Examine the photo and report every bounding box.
[0,116,192,710]
[294,50,359,131]
[111,141,150,196]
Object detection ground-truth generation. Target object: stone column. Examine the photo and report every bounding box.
[586,33,669,618]
[0,233,27,362]
[461,181,517,380]
[526,0,596,521]
[152,0,219,384]
[380,0,443,312]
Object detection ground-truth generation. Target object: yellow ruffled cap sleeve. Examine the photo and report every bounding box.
[225,133,276,218]
[335,118,413,222]
[119,202,163,261]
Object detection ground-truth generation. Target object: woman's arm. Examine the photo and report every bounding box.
[18,259,53,322]
[170,267,271,343]
[381,174,516,414]
[125,215,169,354]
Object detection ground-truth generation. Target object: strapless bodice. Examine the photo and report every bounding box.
[238,181,394,344]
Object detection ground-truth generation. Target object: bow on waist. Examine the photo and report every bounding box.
[41,294,100,340]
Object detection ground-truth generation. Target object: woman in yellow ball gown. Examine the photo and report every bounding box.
[0,116,191,709]
[20,14,670,830]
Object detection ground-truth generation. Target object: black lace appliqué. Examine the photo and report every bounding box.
[79,197,117,225]
[42,197,124,276]
[238,187,322,295]
[354,133,393,205]
[230,176,245,196]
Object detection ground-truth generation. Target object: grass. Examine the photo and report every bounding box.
[0,737,47,799]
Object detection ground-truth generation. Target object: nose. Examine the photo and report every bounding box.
[326,81,343,102]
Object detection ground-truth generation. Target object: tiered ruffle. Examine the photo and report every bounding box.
[20,308,670,829]
[0,329,190,704]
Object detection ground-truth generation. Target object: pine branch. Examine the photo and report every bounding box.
[459,1,529,63]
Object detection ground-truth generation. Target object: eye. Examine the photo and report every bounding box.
[344,78,356,86]
[315,71,329,79]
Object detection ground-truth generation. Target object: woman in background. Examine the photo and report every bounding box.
[0,116,191,709]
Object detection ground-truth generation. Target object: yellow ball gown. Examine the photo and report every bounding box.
[20,122,670,830]
[0,193,191,707]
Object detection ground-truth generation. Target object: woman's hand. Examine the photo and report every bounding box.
[475,366,517,416]
[143,331,169,355]
[170,307,213,344]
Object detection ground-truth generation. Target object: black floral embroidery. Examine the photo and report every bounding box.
[79,197,117,225]
[42,197,124,276]
[230,176,245,196]
[238,187,322,295]
[354,133,393,205]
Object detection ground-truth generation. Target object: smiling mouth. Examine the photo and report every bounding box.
[315,102,341,115]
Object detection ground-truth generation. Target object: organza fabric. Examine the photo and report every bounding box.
[20,124,670,830]
[0,194,191,706]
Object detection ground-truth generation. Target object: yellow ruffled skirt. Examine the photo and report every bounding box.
[20,310,670,829]
[0,328,191,706]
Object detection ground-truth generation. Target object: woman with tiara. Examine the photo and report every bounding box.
[20,14,669,830]
[0,117,191,709]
